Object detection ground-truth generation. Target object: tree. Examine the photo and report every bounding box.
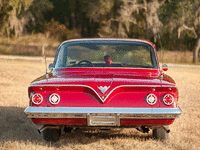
[0,0,13,35]
[90,0,166,40]
[29,0,53,32]
[141,0,167,41]
[177,0,200,63]
[0,0,36,37]
[160,0,200,63]
[82,0,140,38]
[79,0,115,37]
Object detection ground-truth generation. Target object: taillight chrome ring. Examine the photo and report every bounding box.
[163,94,174,105]
[146,93,157,105]
[31,93,43,105]
[49,93,60,105]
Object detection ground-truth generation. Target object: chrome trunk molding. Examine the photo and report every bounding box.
[24,106,182,119]
[29,84,177,103]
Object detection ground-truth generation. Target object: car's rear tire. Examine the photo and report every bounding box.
[153,126,168,140]
[43,128,61,142]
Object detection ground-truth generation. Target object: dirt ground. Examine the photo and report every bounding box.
[0,60,199,150]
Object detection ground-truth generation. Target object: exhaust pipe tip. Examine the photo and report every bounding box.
[38,125,61,134]
[162,125,170,133]
[38,125,47,134]
[166,129,170,133]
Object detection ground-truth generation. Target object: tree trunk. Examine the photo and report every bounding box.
[193,29,200,63]
[143,0,149,40]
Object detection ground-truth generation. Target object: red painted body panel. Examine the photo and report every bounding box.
[32,118,174,126]
[120,119,175,125]
[29,86,177,108]
[32,118,87,125]
[29,69,177,108]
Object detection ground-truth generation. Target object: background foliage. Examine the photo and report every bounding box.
[0,0,199,62]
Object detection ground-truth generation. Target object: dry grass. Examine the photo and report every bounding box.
[1,34,199,64]
[0,34,59,57]
[157,50,197,64]
[0,59,200,150]
[0,34,60,47]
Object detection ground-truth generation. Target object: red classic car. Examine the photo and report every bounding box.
[24,38,181,142]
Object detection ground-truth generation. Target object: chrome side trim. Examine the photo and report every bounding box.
[29,84,177,103]
[24,106,182,119]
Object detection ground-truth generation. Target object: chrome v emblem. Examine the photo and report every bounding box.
[97,86,110,94]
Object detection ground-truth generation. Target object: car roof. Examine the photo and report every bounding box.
[60,38,155,48]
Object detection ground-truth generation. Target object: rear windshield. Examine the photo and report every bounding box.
[54,40,158,69]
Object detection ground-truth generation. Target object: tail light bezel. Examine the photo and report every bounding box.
[146,93,157,105]
[49,93,60,105]
[31,93,43,105]
[163,94,174,105]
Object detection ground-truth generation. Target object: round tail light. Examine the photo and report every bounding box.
[31,93,43,105]
[163,94,174,105]
[146,94,157,105]
[49,93,60,105]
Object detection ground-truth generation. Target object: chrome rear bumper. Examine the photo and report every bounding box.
[24,106,182,120]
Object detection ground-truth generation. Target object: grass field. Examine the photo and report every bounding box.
[1,34,199,64]
[0,59,200,150]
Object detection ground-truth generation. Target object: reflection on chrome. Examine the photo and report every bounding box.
[25,106,182,119]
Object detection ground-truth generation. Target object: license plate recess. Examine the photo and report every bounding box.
[87,113,120,126]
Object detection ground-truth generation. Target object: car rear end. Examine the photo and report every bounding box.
[24,39,182,141]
